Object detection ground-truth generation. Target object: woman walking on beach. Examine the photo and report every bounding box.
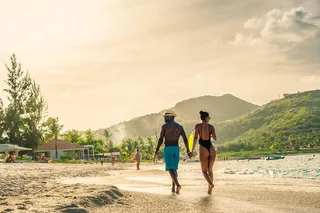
[134,147,142,170]
[111,154,116,166]
[191,111,216,194]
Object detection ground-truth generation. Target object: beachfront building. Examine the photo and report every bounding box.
[0,144,32,155]
[35,139,87,160]
[83,145,95,159]
[95,152,121,162]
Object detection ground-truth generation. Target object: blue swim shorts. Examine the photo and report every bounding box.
[163,146,180,171]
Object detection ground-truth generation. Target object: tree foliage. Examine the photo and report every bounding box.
[44,117,63,141]
[217,90,320,153]
[0,97,5,143]
[1,54,47,152]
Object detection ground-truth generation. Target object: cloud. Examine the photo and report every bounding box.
[230,6,320,65]
[300,75,320,83]
[228,33,262,46]
[261,7,318,43]
[244,17,265,29]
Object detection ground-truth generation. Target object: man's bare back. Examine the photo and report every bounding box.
[156,121,188,149]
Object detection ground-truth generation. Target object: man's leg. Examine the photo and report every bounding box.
[165,147,180,193]
[171,180,175,192]
[171,170,178,192]
[168,169,180,189]
[174,150,181,194]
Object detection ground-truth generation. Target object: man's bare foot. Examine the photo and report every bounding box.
[171,187,175,193]
[176,186,181,194]
[172,182,176,193]
[208,184,214,195]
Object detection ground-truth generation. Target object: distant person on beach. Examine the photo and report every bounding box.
[134,148,142,170]
[5,151,16,163]
[191,111,216,194]
[111,154,116,166]
[155,110,191,194]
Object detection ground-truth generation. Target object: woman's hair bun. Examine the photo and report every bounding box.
[199,111,203,114]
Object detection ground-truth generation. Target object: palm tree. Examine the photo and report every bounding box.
[45,117,63,158]
[103,129,114,152]
[103,129,112,139]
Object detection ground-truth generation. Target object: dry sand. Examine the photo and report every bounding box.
[1,162,319,213]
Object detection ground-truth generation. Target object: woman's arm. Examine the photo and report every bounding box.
[211,125,217,141]
[192,125,200,152]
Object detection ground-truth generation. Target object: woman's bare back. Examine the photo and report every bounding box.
[195,123,216,141]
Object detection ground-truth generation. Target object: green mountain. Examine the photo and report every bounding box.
[216,90,320,152]
[96,94,258,143]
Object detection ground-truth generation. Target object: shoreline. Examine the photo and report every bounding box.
[216,150,320,160]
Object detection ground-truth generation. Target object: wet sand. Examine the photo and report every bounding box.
[1,162,319,213]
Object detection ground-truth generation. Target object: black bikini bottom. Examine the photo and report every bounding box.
[199,139,212,152]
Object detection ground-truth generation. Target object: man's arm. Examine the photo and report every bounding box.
[155,126,165,153]
[181,127,190,153]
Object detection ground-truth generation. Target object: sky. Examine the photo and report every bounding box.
[0,0,319,130]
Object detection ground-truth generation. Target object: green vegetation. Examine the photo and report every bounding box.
[216,90,320,155]
[0,54,47,152]
[63,130,160,161]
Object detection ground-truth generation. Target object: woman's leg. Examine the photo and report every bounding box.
[199,145,213,186]
[208,146,216,194]
[137,159,140,170]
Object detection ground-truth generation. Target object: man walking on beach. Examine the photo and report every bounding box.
[154,110,191,194]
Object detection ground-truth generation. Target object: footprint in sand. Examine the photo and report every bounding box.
[61,208,88,213]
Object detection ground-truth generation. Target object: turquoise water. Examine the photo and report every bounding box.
[216,155,320,180]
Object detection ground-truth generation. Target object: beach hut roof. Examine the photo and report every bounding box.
[0,144,32,152]
[36,139,86,152]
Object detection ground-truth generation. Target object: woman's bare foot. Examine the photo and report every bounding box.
[176,186,182,194]
[208,184,214,195]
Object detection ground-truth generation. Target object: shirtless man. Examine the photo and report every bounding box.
[155,111,191,194]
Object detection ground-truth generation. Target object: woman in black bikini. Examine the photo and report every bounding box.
[191,111,216,194]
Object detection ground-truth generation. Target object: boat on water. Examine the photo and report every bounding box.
[266,156,285,160]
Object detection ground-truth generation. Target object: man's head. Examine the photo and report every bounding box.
[137,147,140,152]
[163,110,176,123]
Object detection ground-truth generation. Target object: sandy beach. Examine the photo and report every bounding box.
[1,159,320,213]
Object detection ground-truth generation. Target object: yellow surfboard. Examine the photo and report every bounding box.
[188,132,194,151]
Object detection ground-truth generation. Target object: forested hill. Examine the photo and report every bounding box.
[95,94,258,143]
[216,90,320,151]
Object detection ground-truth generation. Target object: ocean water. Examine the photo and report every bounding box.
[215,155,320,180]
